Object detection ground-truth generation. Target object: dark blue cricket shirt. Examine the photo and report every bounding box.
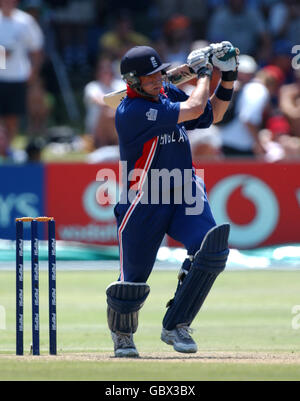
[115,83,213,202]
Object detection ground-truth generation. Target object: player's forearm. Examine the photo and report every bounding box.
[178,76,210,123]
[210,80,234,123]
[188,76,210,110]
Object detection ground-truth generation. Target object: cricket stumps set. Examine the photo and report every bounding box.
[16,217,57,356]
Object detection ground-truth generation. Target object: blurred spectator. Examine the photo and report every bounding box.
[189,125,222,161]
[217,54,258,127]
[27,77,53,136]
[279,68,300,137]
[188,54,258,160]
[87,144,120,163]
[206,0,272,62]
[219,64,284,158]
[157,0,208,38]
[22,0,43,22]
[0,0,44,145]
[51,0,95,72]
[236,54,258,85]
[259,116,289,162]
[260,115,300,161]
[104,1,158,39]
[0,124,11,161]
[0,124,26,162]
[268,0,300,43]
[100,10,151,63]
[83,58,124,149]
[270,39,294,84]
[157,14,193,66]
[207,0,278,9]
[25,135,45,162]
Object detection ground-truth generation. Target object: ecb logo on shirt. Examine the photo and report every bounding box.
[146,108,158,121]
[0,46,6,69]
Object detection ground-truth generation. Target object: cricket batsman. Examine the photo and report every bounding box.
[106,42,239,357]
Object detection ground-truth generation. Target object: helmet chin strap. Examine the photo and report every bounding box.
[131,82,156,99]
[123,71,167,100]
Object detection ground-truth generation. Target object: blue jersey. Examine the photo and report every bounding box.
[115,83,213,201]
[114,83,216,282]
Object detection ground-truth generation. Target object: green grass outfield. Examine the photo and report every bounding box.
[0,269,300,381]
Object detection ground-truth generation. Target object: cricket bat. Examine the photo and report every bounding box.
[103,47,239,109]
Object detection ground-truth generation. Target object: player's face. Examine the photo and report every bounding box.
[140,71,163,99]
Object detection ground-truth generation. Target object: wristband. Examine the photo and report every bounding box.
[215,84,233,101]
[221,70,238,81]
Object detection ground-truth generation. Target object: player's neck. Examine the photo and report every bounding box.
[126,85,157,102]
[126,85,166,102]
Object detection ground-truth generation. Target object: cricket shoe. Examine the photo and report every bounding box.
[161,324,198,353]
[111,331,139,358]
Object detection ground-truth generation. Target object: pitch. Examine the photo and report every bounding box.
[0,269,300,380]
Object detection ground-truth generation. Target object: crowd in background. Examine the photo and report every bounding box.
[0,0,299,163]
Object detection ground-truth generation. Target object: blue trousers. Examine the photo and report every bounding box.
[114,177,216,282]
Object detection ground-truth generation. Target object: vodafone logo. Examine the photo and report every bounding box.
[82,180,119,222]
[209,174,279,248]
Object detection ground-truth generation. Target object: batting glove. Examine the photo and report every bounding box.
[211,41,239,81]
[210,41,233,58]
[187,49,213,79]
